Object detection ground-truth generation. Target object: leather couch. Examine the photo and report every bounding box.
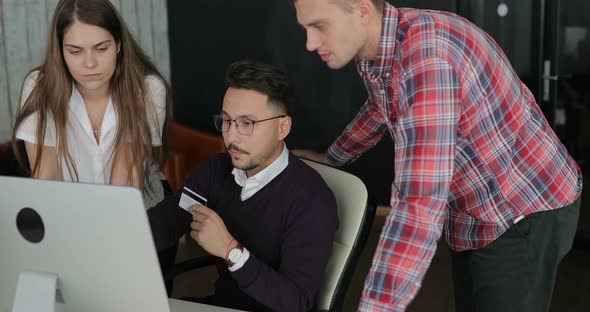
[162,122,225,191]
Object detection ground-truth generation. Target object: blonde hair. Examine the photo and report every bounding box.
[12,0,171,189]
[290,0,385,13]
[333,0,384,12]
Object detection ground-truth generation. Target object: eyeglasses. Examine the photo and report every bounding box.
[213,114,286,136]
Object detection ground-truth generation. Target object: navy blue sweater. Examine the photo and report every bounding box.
[149,152,338,311]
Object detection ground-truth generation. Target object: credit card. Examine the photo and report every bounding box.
[178,186,207,210]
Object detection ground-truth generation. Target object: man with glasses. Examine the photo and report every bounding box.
[148,61,338,312]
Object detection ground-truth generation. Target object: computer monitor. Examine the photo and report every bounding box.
[0,176,170,312]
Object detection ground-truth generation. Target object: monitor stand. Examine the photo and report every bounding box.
[12,271,57,312]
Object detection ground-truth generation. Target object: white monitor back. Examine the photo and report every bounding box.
[0,176,170,312]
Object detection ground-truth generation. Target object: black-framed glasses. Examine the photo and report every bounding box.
[213,114,286,136]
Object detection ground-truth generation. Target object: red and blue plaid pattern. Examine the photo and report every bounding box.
[326,4,582,311]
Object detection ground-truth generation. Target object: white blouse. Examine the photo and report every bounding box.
[15,71,167,209]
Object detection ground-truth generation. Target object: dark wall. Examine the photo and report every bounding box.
[166,1,460,204]
[169,1,378,204]
[457,0,539,95]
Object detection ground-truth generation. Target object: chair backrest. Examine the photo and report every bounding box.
[0,140,30,177]
[301,159,376,312]
[0,142,9,175]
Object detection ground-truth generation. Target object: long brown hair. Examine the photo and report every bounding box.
[11,0,171,189]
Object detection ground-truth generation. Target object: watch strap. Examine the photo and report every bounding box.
[225,242,244,266]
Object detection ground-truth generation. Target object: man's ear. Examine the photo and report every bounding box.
[278,116,292,140]
[357,0,374,23]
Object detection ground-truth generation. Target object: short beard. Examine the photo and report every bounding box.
[233,159,258,172]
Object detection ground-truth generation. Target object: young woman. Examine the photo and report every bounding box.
[12,0,171,209]
[11,0,175,293]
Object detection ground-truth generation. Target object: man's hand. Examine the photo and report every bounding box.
[291,149,329,165]
[188,205,234,259]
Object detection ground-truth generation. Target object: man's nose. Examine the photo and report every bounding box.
[306,31,321,52]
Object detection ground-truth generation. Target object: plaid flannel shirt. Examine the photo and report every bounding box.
[326,3,582,311]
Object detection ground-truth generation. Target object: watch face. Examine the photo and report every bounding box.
[228,248,242,263]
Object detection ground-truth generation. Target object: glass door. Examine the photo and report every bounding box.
[542,0,590,244]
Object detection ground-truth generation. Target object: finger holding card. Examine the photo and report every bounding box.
[190,212,204,231]
[188,204,205,217]
[188,204,234,258]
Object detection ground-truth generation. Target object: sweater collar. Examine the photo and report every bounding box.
[232,143,290,200]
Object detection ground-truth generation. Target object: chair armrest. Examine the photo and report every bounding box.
[164,255,218,281]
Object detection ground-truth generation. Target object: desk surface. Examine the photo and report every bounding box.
[169,298,242,312]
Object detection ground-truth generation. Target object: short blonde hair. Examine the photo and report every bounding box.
[294,0,384,13]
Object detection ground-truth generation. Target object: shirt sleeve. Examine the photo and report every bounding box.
[227,247,250,272]
[358,57,461,312]
[230,184,338,312]
[147,155,216,251]
[14,71,57,147]
[145,75,167,146]
[326,98,388,166]
[147,188,190,251]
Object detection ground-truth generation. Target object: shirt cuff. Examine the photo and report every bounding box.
[228,247,250,272]
[326,142,359,166]
[357,297,406,312]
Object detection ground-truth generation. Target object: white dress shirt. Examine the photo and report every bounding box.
[15,71,167,209]
[228,143,289,271]
[232,143,290,201]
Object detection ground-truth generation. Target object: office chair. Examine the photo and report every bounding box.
[166,158,377,312]
[0,140,30,177]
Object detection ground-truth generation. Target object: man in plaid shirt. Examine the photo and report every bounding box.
[291,0,582,311]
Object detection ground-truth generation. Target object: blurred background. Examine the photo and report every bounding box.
[1,0,588,310]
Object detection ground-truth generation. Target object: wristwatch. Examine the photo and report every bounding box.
[226,243,244,266]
